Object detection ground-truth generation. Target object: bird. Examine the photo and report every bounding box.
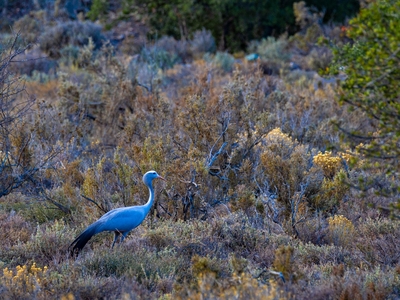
[69,170,165,256]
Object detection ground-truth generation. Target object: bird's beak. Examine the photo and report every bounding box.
[157,175,166,181]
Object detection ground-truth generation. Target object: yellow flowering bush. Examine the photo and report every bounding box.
[264,128,295,158]
[313,151,342,178]
[61,293,76,300]
[2,262,48,296]
[338,151,353,164]
[261,128,309,210]
[260,127,323,228]
[327,215,355,247]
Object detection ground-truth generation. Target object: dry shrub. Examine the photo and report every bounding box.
[306,47,333,71]
[355,218,400,267]
[191,255,224,280]
[310,169,349,213]
[139,43,182,71]
[26,80,58,99]
[211,52,235,72]
[176,271,290,300]
[219,217,262,255]
[84,246,180,292]
[296,213,326,244]
[119,34,147,56]
[144,227,176,251]
[249,36,290,63]
[0,220,74,268]
[10,50,57,79]
[55,46,140,146]
[259,128,323,230]
[229,184,255,213]
[13,11,46,44]
[332,266,399,300]
[81,168,98,200]
[290,23,324,55]
[327,215,355,248]
[260,128,315,209]
[27,195,71,224]
[200,212,269,260]
[1,262,48,299]
[44,56,354,229]
[26,220,74,263]
[296,242,354,266]
[39,21,104,59]
[142,213,268,261]
[154,36,191,64]
[272,245,298,282]
[0,212,32,246]
[62,160,84,188]
[279,73,360,150]
[293,265,399,300]
[190,29,216,57]
[229,255,249,274]
[0,261,127,300]
[313,151,343,178]
[150,66,273,220]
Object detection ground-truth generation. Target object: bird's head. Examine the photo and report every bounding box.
[143,170,165,186]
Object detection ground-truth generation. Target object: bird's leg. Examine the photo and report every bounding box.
[112,231,120,249]
[119,232,129,246]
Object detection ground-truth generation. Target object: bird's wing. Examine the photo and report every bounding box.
[95,207,146,233]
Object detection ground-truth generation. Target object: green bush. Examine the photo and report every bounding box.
[330,0,400,164]
[328,0,400,212]
[140,45,181,71]
[212,52,235,72]
[86,0,108,21]
[250,37,290,63]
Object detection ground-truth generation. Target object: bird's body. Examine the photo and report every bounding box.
[70,170,165,256]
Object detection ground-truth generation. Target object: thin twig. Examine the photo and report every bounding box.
[81,194,108,214]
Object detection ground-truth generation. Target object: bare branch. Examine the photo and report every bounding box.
[207,141,227,169]
[80,194,108,214]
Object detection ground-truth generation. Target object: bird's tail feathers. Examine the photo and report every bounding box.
[69,224,97,257]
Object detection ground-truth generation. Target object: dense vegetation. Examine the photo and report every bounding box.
[329,0,400,190]
[0,0,399,299]
[1,0,359,51]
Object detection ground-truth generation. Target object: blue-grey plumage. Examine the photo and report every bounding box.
[69,170,165,256]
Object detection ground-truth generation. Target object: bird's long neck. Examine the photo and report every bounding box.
[142,182,155,216]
